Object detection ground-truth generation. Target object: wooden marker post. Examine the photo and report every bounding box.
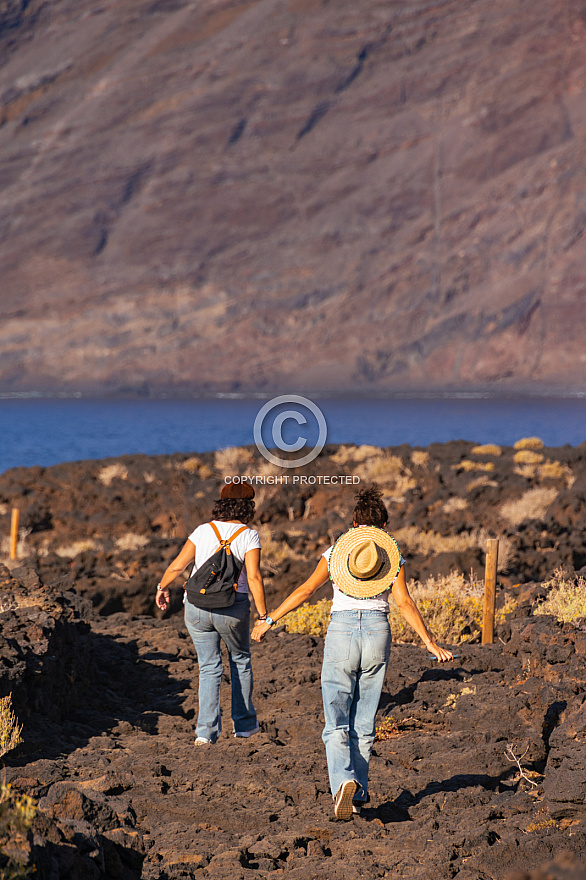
[482,538,499,645]
[9,508,19,561]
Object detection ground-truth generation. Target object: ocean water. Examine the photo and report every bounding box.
[0,395,585,475]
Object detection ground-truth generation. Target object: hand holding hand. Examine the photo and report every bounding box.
[251,620,272,642]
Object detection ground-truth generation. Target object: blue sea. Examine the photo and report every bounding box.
[1,395,585,475]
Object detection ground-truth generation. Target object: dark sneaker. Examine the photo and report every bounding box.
[334,780,358,821]
[352,802,363,815]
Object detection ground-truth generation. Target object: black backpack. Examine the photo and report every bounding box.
[185,522,248,609]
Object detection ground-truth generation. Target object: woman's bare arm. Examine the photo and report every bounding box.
[391,566,453,661]
[251,556,330,641]
[244,547,267,618]
[155,539,196,611]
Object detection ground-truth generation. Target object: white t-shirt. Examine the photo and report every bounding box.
[187,521,261,593]
[322,543,405,612]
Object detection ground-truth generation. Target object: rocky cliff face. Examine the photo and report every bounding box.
[0,0,585,395]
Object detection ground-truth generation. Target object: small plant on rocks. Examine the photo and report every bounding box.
[0,696,22,761]
[534,567,586,623]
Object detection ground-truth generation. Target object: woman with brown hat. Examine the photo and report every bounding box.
[156,481,267,744]
[252,484,452,820]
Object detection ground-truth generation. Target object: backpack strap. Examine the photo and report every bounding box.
[209,522,248,556]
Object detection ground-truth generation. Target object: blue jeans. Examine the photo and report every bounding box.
[184,594,257,742]
[321,610,391,802]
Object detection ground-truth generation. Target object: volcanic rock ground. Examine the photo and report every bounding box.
[0,441,586,878]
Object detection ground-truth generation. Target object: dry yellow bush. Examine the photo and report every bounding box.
[538,460,575,486]
[500,487,558,526]
[471,444,502,456]
[411,450,430,468]
[514,437,544,450]
[513,449,544,465]
[181,456,202,474]
[331,445,383,466]
[454,460,495,473]
[392,526,478,556]
[214,447,254,474]
[390,573,516,644]
[0,695,22,759]
[534,568,586,622]
[98,463,128,486]
[279,572,517,644]
[280,598,332,637]
[466,475,498,492]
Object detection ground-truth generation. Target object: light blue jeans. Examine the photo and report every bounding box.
[321,610,391,802]
[184,594,257,742]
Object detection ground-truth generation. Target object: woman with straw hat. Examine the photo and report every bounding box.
[252,484,452,820]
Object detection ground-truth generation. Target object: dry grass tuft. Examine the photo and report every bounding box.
[454,460,495,473]
[330,446,415,499]
[214,447,254,474]
[181,456,202,474]
[534,567,586,622]
[500,487,558,526]
[514,437,544,450]
[115,533,149,552]
[538,460,574,485]
[411,450,430,468]
[0,779,37,878]
[515,459,575,488]
[331,445,383,466]
[392,526,477,556]
[471,444,502,456]
[0,695,22,760]
[442,497,468,514]
[466,475,499,492]
[55,539,101,558]
[514,449,544,465]
[98,463,128,486]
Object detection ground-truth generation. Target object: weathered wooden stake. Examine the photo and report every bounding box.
[9,508,19,561]
[482,538,499,645]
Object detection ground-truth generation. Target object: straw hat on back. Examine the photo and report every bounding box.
[328,526,401,599]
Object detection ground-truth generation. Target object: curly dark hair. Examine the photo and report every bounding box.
[352,483,388,528]
[211,497,255,524]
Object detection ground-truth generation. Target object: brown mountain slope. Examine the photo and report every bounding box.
[0,0,585,395]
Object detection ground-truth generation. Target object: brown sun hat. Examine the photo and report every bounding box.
[220,482,255,500]
[328,526,401,599]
